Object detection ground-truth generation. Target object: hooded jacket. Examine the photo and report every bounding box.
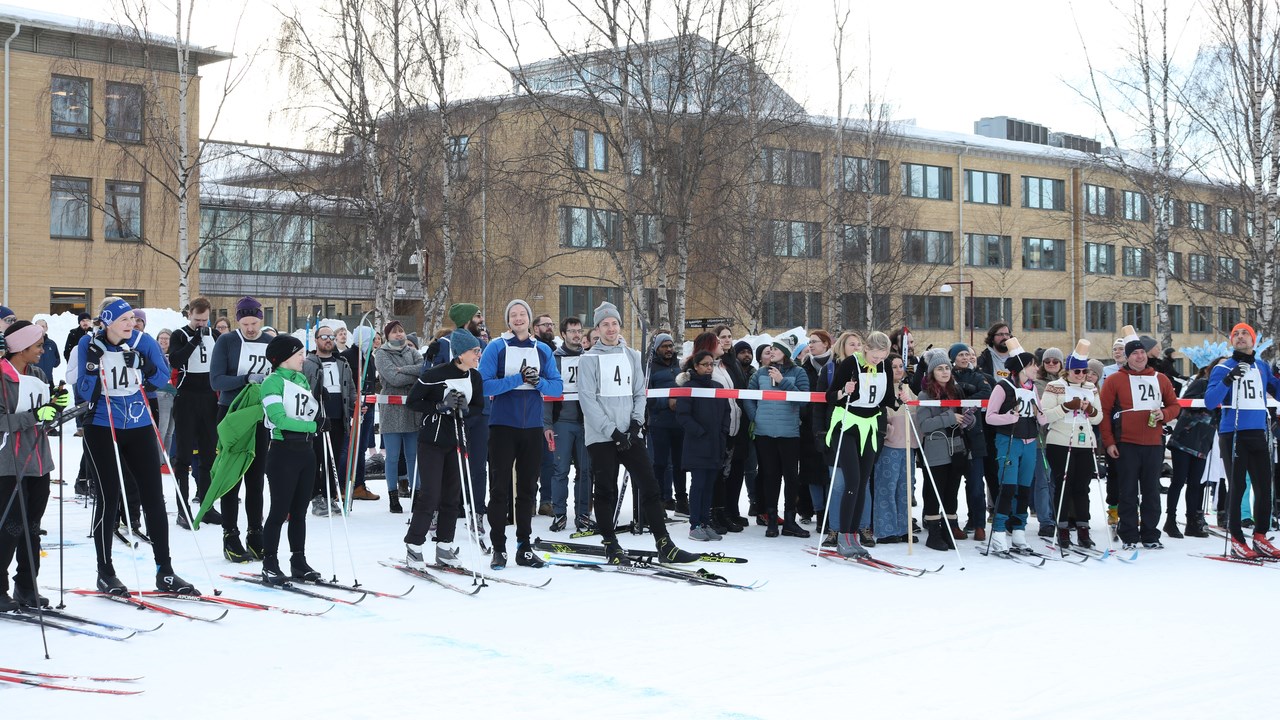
[0,360,54,477]
[578,339,645,446]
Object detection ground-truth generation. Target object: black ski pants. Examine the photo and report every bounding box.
[86,425,171,571]
[1115,442,1164,544]
[588,439,668,540]
[172,390,217,506]
[406,441,463,546]
[217,404,268,534]
[263,439,315,558]
[1220,430,1274,541]
[1046,444,1093,525]
[487,425,542,549]
[0,473,51,595]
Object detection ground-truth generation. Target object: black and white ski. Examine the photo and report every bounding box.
[224,574,366,604]
[534,537,749,564]
[379,561,483,595]
[0,611,136,641]
[543,554,762,590]
[290,576,414,598]
[427,562,552,588]
[16,606,162,633]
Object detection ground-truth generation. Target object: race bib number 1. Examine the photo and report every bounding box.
[15,375,48,412]
[1235,367,1265,410]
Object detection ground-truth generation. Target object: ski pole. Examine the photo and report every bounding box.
[453,416,484,586]
[906,412,966,570]
[1086,447,1117,556]
[323,431,359,586]
[318,421,340,583]
[811,393,852,565]
[455,416,490,555]
[97,364,144,595]
[57,418,66,610]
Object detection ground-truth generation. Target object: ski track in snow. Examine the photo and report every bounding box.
[5,312,1276,716]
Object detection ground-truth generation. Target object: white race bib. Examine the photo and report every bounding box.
[186,332,215,373]
[1128,375,1160,411]
[851,371,887,408]
[236,336,270,377]
[1234,366,1265,410]
[100,352,140,397]
[503,344,540,390]
[560,356,580,394]
[596,354,631,398]
[265,378,317,430]
[15,375,47,412]
[321,360,341,393]
[1014,387,1038,418]
[443,376,474,404]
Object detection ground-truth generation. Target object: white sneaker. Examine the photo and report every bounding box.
[989,531,1009,553]
[1011,528,1029,549]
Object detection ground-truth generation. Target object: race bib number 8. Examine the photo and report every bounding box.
[597,355,631,397]
[852,372,887,408]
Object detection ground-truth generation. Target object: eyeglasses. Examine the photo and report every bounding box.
[535,323,555,329]
[696,360,715,368]
[317,334,335,341]
[1044,359,1061,365]
[1068,368,1085,374]
[994,331,1011,338]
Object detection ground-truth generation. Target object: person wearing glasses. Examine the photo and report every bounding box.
[168,297,223,529]
[533,314,559,517]
[1030,347,1066,538]
[0,306,15,354]
[675,350,730,541]
[303,323,357,515]
[1040,341,1102,549]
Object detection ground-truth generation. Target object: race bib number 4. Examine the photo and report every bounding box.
[504,345,540,390]
[597,354,631,398]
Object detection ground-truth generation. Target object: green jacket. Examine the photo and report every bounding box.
[261,368,319,440]
[195,383,263,528]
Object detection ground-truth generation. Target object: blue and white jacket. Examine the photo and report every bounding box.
[480,334,563,429]
[76,330,171,429]
[1204,353,1280,433]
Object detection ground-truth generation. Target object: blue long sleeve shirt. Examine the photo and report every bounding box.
[479,334,563,429]
[1204,355,1280,433]
[76,330,171,429]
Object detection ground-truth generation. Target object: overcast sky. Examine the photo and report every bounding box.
[12,0,1209,149]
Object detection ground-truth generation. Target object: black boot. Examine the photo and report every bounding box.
[765,511,780,538]
[290,553,322,581]
[1057,527,1072,548]
[1163,517,1184,539]
[0,591,15,612]
[515,542,545,568]
[246,528,265,560]
[223,531,252,564]
[924,519,952,551]
[602,537,631,566]
[96,565,129,596]
[656,535,700,564]
[13,586,50,608]
[781,519,811,538]
[156,565,200,595]
[261,555,288,586]
[1184,518,1209,538]
[389,493,403,514]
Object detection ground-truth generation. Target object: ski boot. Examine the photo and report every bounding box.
[1252,533,1280,558]
[290,553,322,581]
[1076,525,1095,548]
[96,565,129,596]
[837,532,869,559]
[260,556,289,586]
[988,532,1009,553]
[223,531,252,563]
[601,537,631,566]
[435,544,462,568]
[1231,536,1260,559]
[549,514,567,533]
[656,535,699,564]
[406,543,428,571]
[0,592,15,612]
[490,548,508,571]
[1057,527,1072,548]
[1010,528,1030,551]
[246,527,265,560]
[13,586,50,608]
[515,542,545,568]
[156,566,200,595]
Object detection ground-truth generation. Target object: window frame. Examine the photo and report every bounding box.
[1022,237,1065,271]
[104,81,144,144]
[838,224,890,263]
[1022,298,1067,332]
[51,176,92,240]
[591,131,608,172]
[1084,242,1115,274]
[1122,246,1150,278]
[902,294,954,330]
[1084,184,1111,216]
[51,75,92,138]
[1086,300,1115,332]
[903,229,953,265]
[964,233,1012,269]
[1022,175,1065,210]
[901,163,952,200]
[570,129,588,170]
[964,169,1010,205]
[104,180,144,242]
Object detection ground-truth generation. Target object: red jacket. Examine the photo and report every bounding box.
[1099,364,1180,448]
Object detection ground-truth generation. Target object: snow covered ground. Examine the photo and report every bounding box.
[3,428,1276,717]
[4,311,1276,715]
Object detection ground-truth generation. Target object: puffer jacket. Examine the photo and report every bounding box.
[675,373,730,470]
[373,342,424,434]
[0,361,54,477]
[915,388,966,466]
[744,362,809,438]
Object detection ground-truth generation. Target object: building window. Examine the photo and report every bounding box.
[570,129,588,169]
[1022,176,1065,210]
[52,75,92,137]
[902,163,952,200]
[903,230,953,264]
[902,295,954,330]
[964,170,1010,205]
[1188,253,1211,282]
[839,156,889,194]
[627,139,643,175]
[592,131,608,171]
[560,285,621,326]
[106,290,145,308]
[447,135,469,179]
[1123,190,1149,221]
[1084,184,1111,216]
[1167,304,1183,333]
[560,206,619,248]
[763,147,820,188]
[1023,299,1066,331]
[764,291,821,328]
[840,293,890,329]
[1217,207,1237,234]
[50,287,92,316]
[636,213,663,248]
[51,177,91,239]
[966,297,1012,330]
[1086,301,1115,332]
[1190,305,1213,333]
[1122,246,1149,278]
[1085,242,1115,274]
[1166,251,1182,279]
[1022,237,1064,271]
[964,234,1012,268]
[838,225,890,263]
[1186,202,1208,230]
[105,181,143,241]
[1218,256,1239,281]
[767,220,821,258]
[104,81,143,143]
[1123,302,1151,332]
[1219,306,1241,329]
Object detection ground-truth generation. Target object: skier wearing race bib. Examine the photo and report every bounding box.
[543,316,592,533]
[0,321,61,610]
[167,296,222,529]
[302,323,356,515]
[578,301,699,566]
[402,328,486,570]
[1099,330,1180,551]
[209,296,272,563]
[76,298,196,596]
[253,335,320,584]
[984,338,1047,553]
[479,299,563,569]
[823,330,896,558]
[1203,322,1280,559]
[1041,340,1103,550]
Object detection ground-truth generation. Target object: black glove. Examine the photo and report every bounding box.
[199,326,212,338]
[449,390,467,412]
[84,342,105,373]
[435,390,463,415]
[520,365,540,386]
[611,428,632,452]
[628,420,643,445]
[1226,363,1248,382]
